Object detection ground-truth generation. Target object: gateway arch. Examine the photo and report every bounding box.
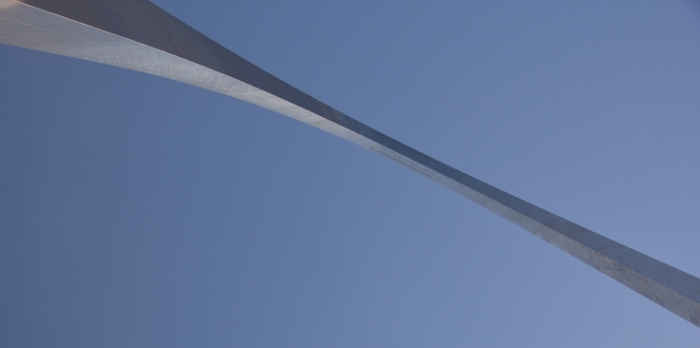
[1,0,698,327]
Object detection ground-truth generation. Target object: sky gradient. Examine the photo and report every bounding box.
[2,0,700,346]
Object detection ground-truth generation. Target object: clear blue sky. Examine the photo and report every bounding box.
[1,0,700,346]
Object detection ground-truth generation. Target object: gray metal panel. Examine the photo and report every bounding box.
[1,0,699,326]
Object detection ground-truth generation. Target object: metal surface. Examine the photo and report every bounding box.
[1,0,699,327]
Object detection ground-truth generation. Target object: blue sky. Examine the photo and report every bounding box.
[1,0,700,346]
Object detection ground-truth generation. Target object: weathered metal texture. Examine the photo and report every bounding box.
[1,0,699,326]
